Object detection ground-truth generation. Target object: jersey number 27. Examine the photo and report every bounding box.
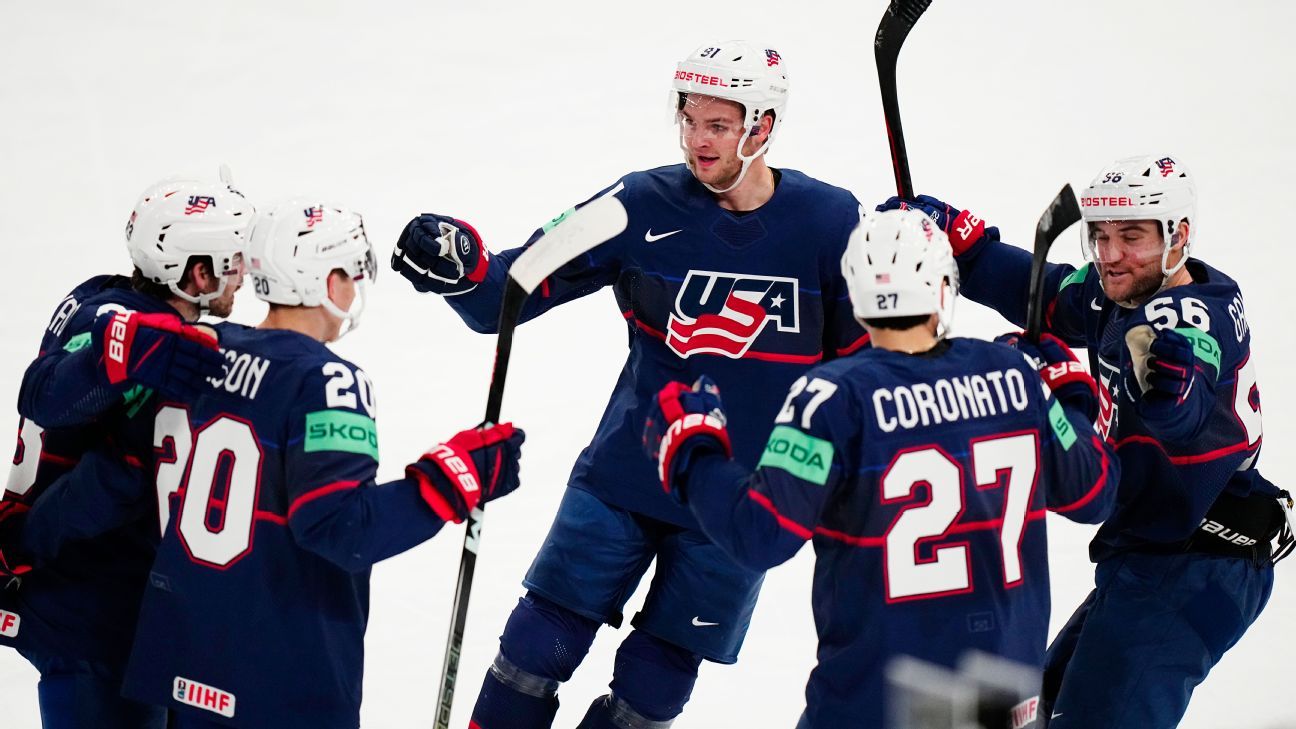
[883,433,1039,602]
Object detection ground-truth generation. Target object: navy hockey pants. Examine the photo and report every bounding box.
[1043,551,1273,729]
[19,647,167,729]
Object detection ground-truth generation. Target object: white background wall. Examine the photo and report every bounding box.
[1,1,1292,727]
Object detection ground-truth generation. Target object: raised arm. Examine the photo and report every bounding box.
[996,333,1118,524]
[877,195,1092,346]
[19,307,222,428]
[644,374,856,572]
[389,182,628,333]
[282,361,524,572]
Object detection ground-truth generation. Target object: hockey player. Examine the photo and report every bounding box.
[20,200,528,728]
[880,154,1287,728]
[390,41,867,728]
[2,174,248,729]
[645,208,1118,728]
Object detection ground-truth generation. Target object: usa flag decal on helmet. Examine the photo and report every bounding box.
[666,270,799,359]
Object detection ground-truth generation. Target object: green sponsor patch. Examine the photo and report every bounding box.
[1058,264,1091,293]
[541,207,577,234]
[305,410,378,460]
[123,385,154,418]
[1048,400,1078,451]
[63,332,92,353]
[1174,326,1222,376]
[757,425,834,485]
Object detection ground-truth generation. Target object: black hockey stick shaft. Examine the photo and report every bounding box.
[1025,184,1082,342]
[434,279,527,729]
[874,0,933,197]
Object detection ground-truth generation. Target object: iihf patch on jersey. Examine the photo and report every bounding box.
[174,676,236,718]
[666,270,799,359]
[0,609,20,638]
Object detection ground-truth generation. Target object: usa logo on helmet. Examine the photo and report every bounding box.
[184,196,217,215]
[1155,157,1177,177]
[666,270,799,359]
[304,206,324,228]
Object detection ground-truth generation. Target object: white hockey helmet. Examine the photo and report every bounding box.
[1080,154,1196,279]
[841,208,959,337]
[247,201,377,339]
[126,174,254,309]
[671,40,789,194]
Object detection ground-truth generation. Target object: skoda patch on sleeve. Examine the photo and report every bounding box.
[1048,400,1078,451]
[757,425,834,485]
[305,410,378,460]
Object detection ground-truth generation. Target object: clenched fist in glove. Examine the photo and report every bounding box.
[876,194,995,256]
[92,310,224,400]
[407,423,525,523]
[390,214,491,294]
[643,376,733,500]
[996,332,1100,422]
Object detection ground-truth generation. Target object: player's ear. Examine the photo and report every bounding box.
[186,256,219,294]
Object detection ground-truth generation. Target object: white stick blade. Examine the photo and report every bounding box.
[509,193,628,294]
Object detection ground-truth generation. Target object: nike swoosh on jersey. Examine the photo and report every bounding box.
[1090,297,1103,311]
[645,229,683,243]
[691,617,719,627]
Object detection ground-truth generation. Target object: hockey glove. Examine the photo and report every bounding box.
[1144,328,1197,401]
[1125,325,1215,444]
[406,423,525,523]
[876,194,994,256]
[643,376,733,500]
[91,311,223,400]
[391,214,491,295]
[996,332,1100,422]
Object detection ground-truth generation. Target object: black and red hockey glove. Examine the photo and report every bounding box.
[643,376,733,500]
[91,311,224,399]
[406,423,525,523]
[876,194,994,256]
[997,332,1099,422]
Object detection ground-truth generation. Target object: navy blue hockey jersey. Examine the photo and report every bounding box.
[443,164,866,526]
[1,276,170,669]
[958,240,1267,559]
[23,323,454,726]
[683,339,1117,728]
[89,323,449,728]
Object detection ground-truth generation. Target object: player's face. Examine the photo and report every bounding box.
[678,96,749,188]
[1087,220,1172,305]
[205,253,244,318]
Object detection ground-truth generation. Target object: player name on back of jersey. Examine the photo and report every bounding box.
[872,367,1031,433]
[205,347,271,400]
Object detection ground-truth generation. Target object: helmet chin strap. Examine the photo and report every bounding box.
[168,278,228,317]
[683,126,772,195]
[321,282,367,342]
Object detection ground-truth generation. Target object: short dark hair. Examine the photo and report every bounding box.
[131,256,212,300]
[862,314,930,331]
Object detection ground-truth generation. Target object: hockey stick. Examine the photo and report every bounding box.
[434,193,629,729]
[874,0,933,197]
[1024,184,1082,341]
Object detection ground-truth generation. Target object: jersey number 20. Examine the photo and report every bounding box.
[154,406,263,568]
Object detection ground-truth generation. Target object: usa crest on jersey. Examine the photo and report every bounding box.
[666,270,799,359]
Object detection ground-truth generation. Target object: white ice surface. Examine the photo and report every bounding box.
[1,1,1293,727]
